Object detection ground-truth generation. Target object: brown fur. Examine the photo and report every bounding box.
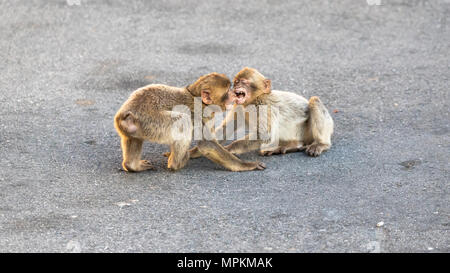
[190,67,334,158]
[114,73,266,172]
[230,67,334,157]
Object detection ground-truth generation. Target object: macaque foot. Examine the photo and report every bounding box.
[254,162,267,170]
[241,161,266,171]
[123,160,155,172]
[305,143,327,157]
[139,160,155,170]
[260,147,292,156]
[260,143,304,156]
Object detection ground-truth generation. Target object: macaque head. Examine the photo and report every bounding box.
[188,73,234,109]
[232,67,271,105]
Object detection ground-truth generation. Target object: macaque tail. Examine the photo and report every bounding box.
[308,96,333,146]
[115,111,138,135]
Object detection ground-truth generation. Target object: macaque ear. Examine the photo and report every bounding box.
[263,79,271,94]
[201,90,213,104]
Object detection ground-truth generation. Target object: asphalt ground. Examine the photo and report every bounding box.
[0,0,448,252]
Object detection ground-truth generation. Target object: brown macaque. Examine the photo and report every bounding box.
[114,73,266,172]
[190,67,334,158]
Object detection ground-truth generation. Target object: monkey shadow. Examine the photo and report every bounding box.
[77,68,201,94]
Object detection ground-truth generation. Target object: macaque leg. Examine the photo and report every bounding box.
[121,137,154,172]
[130,110,192,171]
[188,146,202,159]
[224,137,263,155]
[167,139,190,171]
[166,140,226,159]
[163,146,202,159]
[260,140,305,156]
[164,111,193,170]
[197,140,266,172]
[189,139,226,159]
[305,96,333,157]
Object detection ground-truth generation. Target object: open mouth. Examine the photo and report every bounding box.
[233,88,247,104]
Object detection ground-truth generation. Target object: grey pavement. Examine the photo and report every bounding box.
[0,0,449,252]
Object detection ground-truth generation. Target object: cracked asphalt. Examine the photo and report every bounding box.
[0,0,449,252]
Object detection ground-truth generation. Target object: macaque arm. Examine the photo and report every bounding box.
[217,106,240,135]
[168,111,233,159]
[190,107,239,159]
